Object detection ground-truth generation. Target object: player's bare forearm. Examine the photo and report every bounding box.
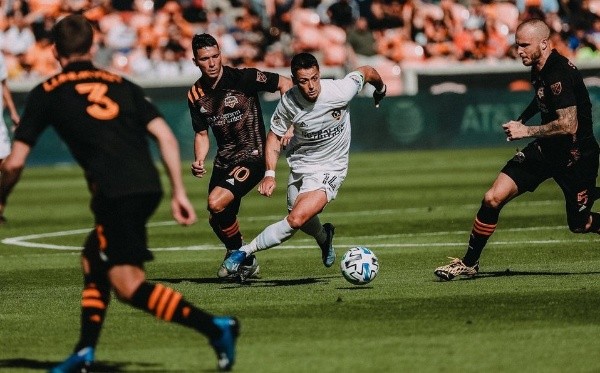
[504,106,578,141]
[528,106,578,137]
[264,131,281,172]
[192,131,209,178]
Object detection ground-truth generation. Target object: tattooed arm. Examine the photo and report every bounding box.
[503,105,578,141]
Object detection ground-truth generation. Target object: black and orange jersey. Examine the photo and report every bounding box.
[530,50,596,161]
[15,61,163,198]
[187,65,279,169]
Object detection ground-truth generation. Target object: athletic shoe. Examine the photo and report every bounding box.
[238,254,260,281]
[319,223,336,267]
[434,257,479,281]
[218,250,247,277]
[210,316,240,372]
[49,347,94,373]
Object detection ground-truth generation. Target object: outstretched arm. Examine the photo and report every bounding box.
[277,75,293,95]
[147,117,197,226]
[356,66,386,107]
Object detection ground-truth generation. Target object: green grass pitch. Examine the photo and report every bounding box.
[1,147,600,372]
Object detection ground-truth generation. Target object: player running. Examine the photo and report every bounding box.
[219,52,386,280]
[434,19,600,281]
[0,15,238,372]
[188,33,292,280]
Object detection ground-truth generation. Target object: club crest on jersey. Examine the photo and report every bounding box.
[331,109,341,120]
[256,71,267,83]
[551,82,562,95]
[224,95,238,108]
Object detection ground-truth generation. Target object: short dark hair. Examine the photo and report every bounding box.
[192,33,219,58]
[52,14,94,58]
[290,53,319,77]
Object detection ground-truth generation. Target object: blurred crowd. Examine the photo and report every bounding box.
[2,0,600,94]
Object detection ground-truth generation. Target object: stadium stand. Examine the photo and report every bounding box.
[2,0,600,95]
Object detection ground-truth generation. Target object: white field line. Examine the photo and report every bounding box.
[2,222,599,252]
[0,200,594,251]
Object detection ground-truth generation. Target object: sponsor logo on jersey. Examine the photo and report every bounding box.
[200,106,208,113]
[551,82,562,95]
[224,95,238,108]
[257,71,267,83]
[226,178,235,185]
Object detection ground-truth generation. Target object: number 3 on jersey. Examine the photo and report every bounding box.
[75,83,119,120]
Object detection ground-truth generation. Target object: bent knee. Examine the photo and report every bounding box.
[286,215,306,230]
[206,198,226,214]
[482,192,504,209]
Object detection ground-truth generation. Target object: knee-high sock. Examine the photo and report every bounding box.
[129,282,220,339]
[463,202,500,266]
[74,274,111,351]
[241,218,297,255]
[300,215,327,246]
[209,208,243,251]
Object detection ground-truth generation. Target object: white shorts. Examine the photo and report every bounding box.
[286,170,346,210]
[0,121,10,159]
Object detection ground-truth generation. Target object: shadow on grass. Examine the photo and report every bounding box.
[0,358,176,372]
[444,269,600,280]
[151,275,337,287]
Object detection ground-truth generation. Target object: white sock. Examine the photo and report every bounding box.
[240,218,297,255]
[300,215,326,245]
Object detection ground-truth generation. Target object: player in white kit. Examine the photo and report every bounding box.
[219,52,386,280]
[0,52,21,224]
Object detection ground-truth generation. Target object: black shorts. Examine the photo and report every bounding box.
[83,192,162,269]
[208,159,265,199]
[501,141,599,226]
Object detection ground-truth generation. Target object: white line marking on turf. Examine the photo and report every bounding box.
[3,221,599,252]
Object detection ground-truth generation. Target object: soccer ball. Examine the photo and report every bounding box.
[339,246,379,285]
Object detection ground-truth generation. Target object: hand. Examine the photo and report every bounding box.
[191,160,206,178]
[171,192,197,226]
[258,176,276,197]
[502,120,527,141]
[373,84,386,108]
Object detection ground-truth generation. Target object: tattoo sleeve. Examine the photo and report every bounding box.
[526,106,578,137]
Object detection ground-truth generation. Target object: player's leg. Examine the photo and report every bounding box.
[207,187,242,250]
[50,230,112,373]
[109,264,239,372]
[222,189,330,275]
[209,163,263,279]
[557,163,600,234]
[107,193,238,371]
[293,172,342,267]
[435,145,547,280]
[433,173,517,281]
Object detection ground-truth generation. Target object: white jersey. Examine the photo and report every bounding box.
[270,71,365,174]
